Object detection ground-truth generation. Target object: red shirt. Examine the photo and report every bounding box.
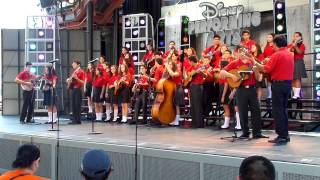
[93,76,106,88]
[254,54,265,63]
[44,74,58,83]
[97,64,104,70]
[171,61,182,85]
[109,75,119,87]
[224,59,256,86]
[183,57,191,71]
[190,64,204,85]
[142,51,154,63]
[202,45,221,67]
[154,66,165,87]
[119,55,135,70]
[203,64,215,83]
[218,60,230,84]
[263,48,294,81]
[287,43,305,60]
[103,71,110,86]
[71,69,85,88]
[263,43,275,58]
[138,75,149,90]
[17,70,36,81]
[86,71,93,83]
[119,73,133,87]
[163,49,179,59]
[240,40,256,52]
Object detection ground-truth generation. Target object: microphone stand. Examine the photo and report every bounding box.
[48,62,60,132]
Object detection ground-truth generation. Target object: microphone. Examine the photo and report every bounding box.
[88,58,99,64]
[49,59,59,63]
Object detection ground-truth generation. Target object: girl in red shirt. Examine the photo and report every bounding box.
[84,62,95,116]
[102,63,112,121]
[263,33,275,101]
[43,66,58,124]
[117,64,132,123]
[288,32,307,99]
[97,56,107,70]
[252,43,266,101]
[107,65,119,122]
[92,67,106,121]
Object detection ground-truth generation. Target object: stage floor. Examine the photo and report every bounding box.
[1,115,320,166]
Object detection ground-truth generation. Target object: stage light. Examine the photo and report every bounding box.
[182,36,189,43]
[139,17,146,26]
[184,89,189,93]
[276,13,283,20]
[184,97,189,100]
[125,42,131,49]
[139,41,146,50]
[46,42,53,51]
[30,67,37,74]
[159,41,165,47]
[276,2,283,9]
[316,72,320,79]
[317,90,320,96]
[38,54,45,61]
[316,53,320,59]
[316,60,320,65]
[125,18,131,27]
[46,17,53,28]
[29,43,37,51]
[276,25,284,32]
[133,55,138,61]
[159,31,164,37]
[132,29,139,38]
[315,34,320,41]
[157,18,166,50]
[38,30,45,37]
[181,16,190,47]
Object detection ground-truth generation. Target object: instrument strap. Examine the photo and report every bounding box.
[9,173,30,180]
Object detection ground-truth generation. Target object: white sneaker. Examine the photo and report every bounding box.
[221,124,229,129]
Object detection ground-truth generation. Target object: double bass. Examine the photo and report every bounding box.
[151,68,177,125]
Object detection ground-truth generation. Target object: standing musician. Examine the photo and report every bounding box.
[254,35,293,144]
[183,48,197,77]
[240,30,256,53]
[106,65,119,122]
[202,34,222,68]
[251,43,266,101]
[163,41,179,62]
[43,66,58,124]
[97,56,108,70]
[102,63,112,121]
[119,47,135,72]
[187,55,206,128]
[15,62,37,124]
[263,33,276,102]
[84,62,95,116]
[288,32,307,99]
[220,47,267,139]
[92,67,106,121]
[164,54,184,126]
[150,58,165,87]
[130,65,150,124]
[66,60,85,125]
[117,64,133,123]
[141,43,155,70]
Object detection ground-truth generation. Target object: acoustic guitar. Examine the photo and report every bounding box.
[183,66,206,87]
[21,75,44,91]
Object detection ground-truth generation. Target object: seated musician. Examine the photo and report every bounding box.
[219,47,267,139]
[164,54,184,126]
[130,65,150,124]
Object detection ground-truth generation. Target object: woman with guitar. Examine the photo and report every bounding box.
[43,66,58,124]
[288,32,307,99]
[106,65,119,122]
[251,43,266,101]
[116,64,133,123]
[84,62,95,117]
[92,67,106,121]
[219,47,267,139]
[15,62,38,124]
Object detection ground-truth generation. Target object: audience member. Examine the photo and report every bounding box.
[238,155,275,180]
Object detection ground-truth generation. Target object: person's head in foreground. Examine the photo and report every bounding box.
[238,156,275,180]
[81,149,112,180]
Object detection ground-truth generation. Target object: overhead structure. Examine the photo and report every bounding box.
[312,0,320,99]
[273,0,287,37]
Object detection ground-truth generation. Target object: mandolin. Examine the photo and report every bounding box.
[21,75,44,91]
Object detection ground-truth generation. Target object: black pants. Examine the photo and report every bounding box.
[20,90,35,122]
[272,81,291,138]
[190,84,204,128]
[236,87,262,135]
[72,88,82,123]
[203,82,215,116]
[133,90,148,123]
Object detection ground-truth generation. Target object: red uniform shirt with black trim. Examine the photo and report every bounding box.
[263,43,275,58]
[138,75,149,90]
[72,69,85,88]
[17,70,36,81]
[240,40,256,52]
[171,61,183,85]
[224,59,256,86]
[287,43,305,60]
[189,64,204,85]
[263,48,294,81]
[86,71,94,83]
[93,76,106,88]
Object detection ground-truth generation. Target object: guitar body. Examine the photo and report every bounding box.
[151,78,177,125]
[226,65,250,88]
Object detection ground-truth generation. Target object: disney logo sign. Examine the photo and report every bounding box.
[199,2,244,19]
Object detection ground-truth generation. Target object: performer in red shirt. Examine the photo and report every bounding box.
[97,56,107,70]
[84,62,95,116]
[263,33,276,102]
[150,58,165,87]
[164,54,184,126]
[288,32,307,99]
[202,34,222,68]
[220,47,267,139]
[187,55,206,128]
[106,65,120,122]
[131,65,150,124]
[92,67,106,121]
[102,63,112,121]
[142,43,155,70]
[240,30,256,53]
[66,60,85,124]
[163,41,179,62]
[255,35,293,144]
[251,43,266,101]
[43,66,58,124]
[117,64,133,123]
[119,47,135,72]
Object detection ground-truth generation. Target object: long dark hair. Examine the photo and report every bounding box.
[253,43,263,57]
[267,33,275,45]
[86,63,95,79]
[294,32,303,47]
[12,144,40,169]
[47,66,57,78]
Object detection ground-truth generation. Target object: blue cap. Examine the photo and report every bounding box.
[82,149,111,178]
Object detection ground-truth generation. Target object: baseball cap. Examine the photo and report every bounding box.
[81,149,111,178]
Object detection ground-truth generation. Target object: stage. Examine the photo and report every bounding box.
[0,116,320,180]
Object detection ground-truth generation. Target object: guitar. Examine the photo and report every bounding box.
[183,65,206,87]
[66,68,80,89]
[114,75,127,95]
[225,65,251,88]
[21,75,44,91]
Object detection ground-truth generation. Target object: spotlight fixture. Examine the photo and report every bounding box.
[29,43,37,51]
[125,18,131,27]
[139,17,146,26]
[38,30,45,37]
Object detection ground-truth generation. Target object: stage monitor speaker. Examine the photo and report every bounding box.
[40,0,54,8]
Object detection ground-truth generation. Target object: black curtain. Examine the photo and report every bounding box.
[123,0,161,25]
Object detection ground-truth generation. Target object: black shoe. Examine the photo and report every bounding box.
[20,120,26,124]
[268,137,289,144]
[252,134,269,139]
[68,121,81,125]
[239,133,250,139]
[128,120,136,125]
[26,120,35,123]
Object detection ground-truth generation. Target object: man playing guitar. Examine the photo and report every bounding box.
[15,62,38,124]
[66,60,85,124]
